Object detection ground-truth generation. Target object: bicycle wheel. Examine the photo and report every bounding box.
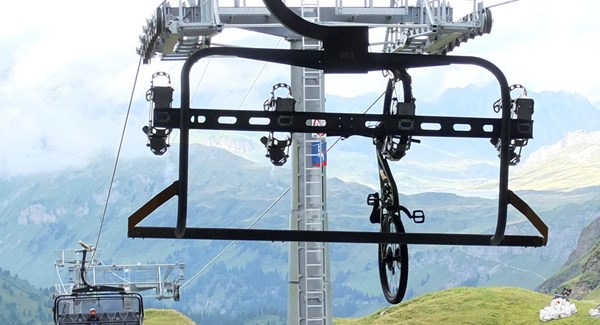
[378,213,409,304]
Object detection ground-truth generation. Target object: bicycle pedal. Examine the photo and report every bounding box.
[411,210,425,224]
[367,193,380,224]
[367,193,379,206]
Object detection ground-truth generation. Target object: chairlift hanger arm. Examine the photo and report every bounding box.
[263,0,330,41]
[71,250,126,294]
[175,47,513,242]
[128,0,545,247]
[126,46,546,247]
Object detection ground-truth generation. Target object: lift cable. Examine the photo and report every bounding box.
[326,89,387,153]
[180,186,290,288]
[180,89,386,289]
[183,40,288,288]
[198,55,277,169]
[54,264,68,294]
[90,55,143,266]
[191,58,212,102]
[166,38,282,174]
[157,39,286,289]
[132,39,281,285]
[487,0,520,9]
[198,39,285,169]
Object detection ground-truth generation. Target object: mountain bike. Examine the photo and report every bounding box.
[368,69,424,304]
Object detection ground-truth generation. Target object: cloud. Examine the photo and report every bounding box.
[322,0,600,103]
[440,0,600,103]
[1,0,598,176]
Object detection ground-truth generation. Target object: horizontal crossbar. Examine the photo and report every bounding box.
[128,227,545,247]
[154,108,534,139]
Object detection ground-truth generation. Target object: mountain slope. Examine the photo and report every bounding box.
[0,268,53,325]
[1,143,600,320]
[0,138,600,318]
[510,131,600,191]
[538,214,600,299]
[334,287,598,325]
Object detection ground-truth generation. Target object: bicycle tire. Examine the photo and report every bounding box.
[378,213,409,304]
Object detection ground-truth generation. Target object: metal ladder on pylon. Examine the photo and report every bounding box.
[300,137,327,324]
[298,0,328,323]
[300,140,327,325]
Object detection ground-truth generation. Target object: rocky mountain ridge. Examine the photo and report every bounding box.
[510,130,600,191]
[538,211,600,299]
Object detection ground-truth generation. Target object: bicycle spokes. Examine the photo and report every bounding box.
[378,215,408,304]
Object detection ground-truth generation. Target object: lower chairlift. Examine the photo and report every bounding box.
[53,250,144,325]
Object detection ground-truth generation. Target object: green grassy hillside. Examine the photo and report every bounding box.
[0,268,52,325]
[334,287,599,325]
[144,309,197,325]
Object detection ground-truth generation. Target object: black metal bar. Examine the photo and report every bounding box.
[175,47,514,73]
[128,181,178,232]
[508,190,548,245]
[263,0,330,41]
[155,108,533,139]
[493,68,511,245]
[129,226,545,247]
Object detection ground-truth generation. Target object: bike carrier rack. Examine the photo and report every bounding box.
[128,0,547,248]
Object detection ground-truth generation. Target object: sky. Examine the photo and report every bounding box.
[0,0,599,176]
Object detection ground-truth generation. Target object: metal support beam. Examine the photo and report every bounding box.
[138,1,492,62]
[153,108,532,139]
[128,46,547,249]
[129,227,545,247]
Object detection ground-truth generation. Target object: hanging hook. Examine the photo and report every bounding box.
[143,72,174,155]
[490,84,533,165]
[260,83,294,166]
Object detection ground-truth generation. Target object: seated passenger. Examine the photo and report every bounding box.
[86,308,101,325]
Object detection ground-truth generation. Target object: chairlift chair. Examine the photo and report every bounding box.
[52,249,144,325]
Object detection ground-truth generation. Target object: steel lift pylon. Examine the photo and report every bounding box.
[131,0,546,324]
